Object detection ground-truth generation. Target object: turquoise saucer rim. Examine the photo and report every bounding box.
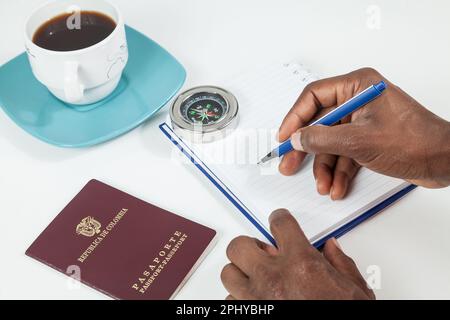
[0,26,186,148]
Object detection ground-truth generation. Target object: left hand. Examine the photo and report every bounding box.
[221,209,375,300]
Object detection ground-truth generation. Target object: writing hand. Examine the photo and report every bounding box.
[278,68,450,195]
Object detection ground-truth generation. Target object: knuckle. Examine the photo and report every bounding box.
[342,254,358,269]
[358,67,381,78]
[299,258,326,275]
[345,132,362,150]
[348,68,384,90]
[301,128,315,149]
[302,79,324,98]
[350,128,378,159]
[303,126,331,152]
[303,81,317,93]
[343,129,366,154]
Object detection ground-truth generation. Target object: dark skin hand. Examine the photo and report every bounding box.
[222,68,450,300]
[221,209,375,300]
[279,68,450,198]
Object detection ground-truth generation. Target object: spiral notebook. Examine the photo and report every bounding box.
[160,63,415,247]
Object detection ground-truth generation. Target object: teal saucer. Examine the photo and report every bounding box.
[0,26,186,148]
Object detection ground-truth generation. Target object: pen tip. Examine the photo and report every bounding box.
[258,152,273,165]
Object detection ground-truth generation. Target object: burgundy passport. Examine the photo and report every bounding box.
[26,179,217,300]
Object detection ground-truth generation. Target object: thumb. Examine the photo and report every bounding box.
[291,124,366,159]
[323,238,375,299]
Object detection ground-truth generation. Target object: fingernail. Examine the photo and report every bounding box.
[291,132,304,151]
[276,131,280,142]
[332,237,342,250]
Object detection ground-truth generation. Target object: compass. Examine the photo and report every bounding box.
[170,86,239,142]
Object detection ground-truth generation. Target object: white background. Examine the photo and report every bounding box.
[0,0,449,300]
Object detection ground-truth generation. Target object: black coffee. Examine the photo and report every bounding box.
[32,11,116,51]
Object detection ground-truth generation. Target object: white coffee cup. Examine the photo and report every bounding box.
[24,0,128,105]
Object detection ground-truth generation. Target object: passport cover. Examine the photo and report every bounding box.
[26,179,217,300]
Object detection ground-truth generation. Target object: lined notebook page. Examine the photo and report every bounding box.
[184,63,409,242]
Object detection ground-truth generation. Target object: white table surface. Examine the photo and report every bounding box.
[1,0,449,300]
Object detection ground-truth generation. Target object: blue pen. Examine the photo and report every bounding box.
[258,81,387,164]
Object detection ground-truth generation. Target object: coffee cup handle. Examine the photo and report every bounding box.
[64,61,84,103]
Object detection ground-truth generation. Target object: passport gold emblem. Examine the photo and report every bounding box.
[76,216,102,237]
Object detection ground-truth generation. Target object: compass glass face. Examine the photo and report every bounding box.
[181,92,228,125]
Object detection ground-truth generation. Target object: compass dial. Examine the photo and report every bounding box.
[170,86,239,142]
[181,93,228,125]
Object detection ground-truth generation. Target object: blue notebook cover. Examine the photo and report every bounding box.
[160,122,416,249]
